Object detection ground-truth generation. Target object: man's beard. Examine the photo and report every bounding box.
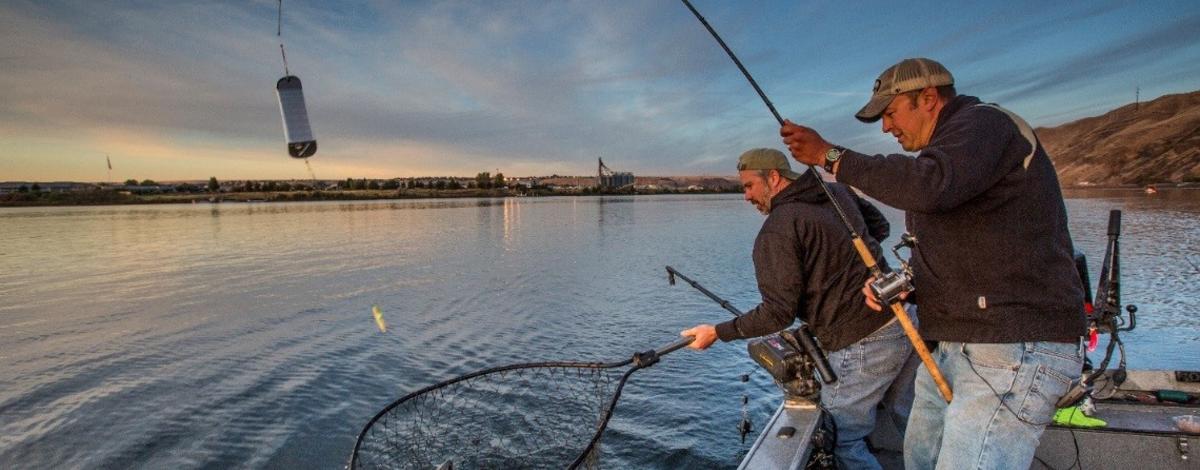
[755,200,770,215]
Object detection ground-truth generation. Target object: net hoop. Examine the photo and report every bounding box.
[348,358,631,469]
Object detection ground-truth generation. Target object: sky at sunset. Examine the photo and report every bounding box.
[3,0,1200,182]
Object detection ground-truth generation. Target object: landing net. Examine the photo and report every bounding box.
[350,361,629,469]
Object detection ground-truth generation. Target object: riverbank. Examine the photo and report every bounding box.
[0,186,741,207]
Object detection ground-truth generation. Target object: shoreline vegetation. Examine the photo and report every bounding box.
[2,183,1197,208]
[0,186,745,207]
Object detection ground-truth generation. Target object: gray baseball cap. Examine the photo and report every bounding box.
[855,58,954,123]
[737,148,800,180]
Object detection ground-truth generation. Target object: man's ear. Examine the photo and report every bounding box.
[920,87,939,110]
[768,170,782,187]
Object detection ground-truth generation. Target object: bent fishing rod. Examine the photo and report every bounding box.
[679,0,952,402]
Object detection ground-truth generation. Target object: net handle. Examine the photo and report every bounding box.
[567,336,694,469]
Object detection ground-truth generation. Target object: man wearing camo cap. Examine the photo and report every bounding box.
[780,58,1086,469]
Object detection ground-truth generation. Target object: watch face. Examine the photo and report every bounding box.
[826,148,841,161]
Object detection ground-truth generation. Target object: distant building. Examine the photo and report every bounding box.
[597,158,634,189]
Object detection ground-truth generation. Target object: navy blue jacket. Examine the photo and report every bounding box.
[837,95,1085,343]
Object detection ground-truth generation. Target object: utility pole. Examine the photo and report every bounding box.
[1135,86,1140,113]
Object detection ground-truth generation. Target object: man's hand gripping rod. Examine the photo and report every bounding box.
[678,0,951,402]
[666,266,836,385]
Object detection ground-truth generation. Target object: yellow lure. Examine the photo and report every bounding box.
[372,305,388,333]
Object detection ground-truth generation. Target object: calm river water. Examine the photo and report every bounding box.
[1,190,1198,469]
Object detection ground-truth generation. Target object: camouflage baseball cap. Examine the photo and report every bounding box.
[856,58,954,123]
[737,148,800,180]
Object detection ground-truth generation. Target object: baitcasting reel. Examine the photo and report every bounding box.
[747,325,837,403]
[870,233,917,306]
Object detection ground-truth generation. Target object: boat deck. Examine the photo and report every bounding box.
[741,370,1200,470]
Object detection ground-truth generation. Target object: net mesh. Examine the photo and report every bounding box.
[352,363,627,470]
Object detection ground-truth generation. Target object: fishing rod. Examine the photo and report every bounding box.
[667,265,838,453]
[1058,210,1137,407]
[1088,211,1136,382]
[666,265,742,317]
[666,266,836,387]
[678,0,952,402]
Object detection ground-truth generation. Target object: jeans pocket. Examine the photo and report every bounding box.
[1017,364,1073,423]
[862,322,911,375]
[961,342,1022,370]
[1018,342,1084,423]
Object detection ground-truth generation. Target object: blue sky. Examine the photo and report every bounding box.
[3,0,1199,181]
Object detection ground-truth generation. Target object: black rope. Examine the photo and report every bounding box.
[277,0,290,76]
[280,44,290,77]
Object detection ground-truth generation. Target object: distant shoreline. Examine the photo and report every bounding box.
[3,184,1196,208]
[0,187,742,208]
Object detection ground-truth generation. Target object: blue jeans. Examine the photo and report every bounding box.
[904,340,1084,470]
[821,318,920,470]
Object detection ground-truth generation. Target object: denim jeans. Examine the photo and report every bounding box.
[821,318,920,470]
[904,340,1084,470]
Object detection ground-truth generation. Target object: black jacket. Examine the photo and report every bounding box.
[837,95,1085,343]
[715,172,892,351]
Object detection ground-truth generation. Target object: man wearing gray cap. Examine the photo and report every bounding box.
[780,58,1085,469]
[682,148,917,470]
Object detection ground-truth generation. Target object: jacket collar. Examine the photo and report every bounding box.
[768,171,827,213]
[933,95,982,137]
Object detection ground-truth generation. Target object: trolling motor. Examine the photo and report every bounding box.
[747,326,837,404]
[869,233,917,306]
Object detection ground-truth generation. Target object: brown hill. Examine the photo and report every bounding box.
[1037,90,1200,186]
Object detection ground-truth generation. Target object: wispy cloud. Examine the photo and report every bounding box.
[2,0,1199,180]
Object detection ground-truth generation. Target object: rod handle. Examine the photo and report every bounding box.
[890,302,953,402]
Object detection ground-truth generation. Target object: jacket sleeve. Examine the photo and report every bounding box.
[836,106,1024,213]
[852,192,890,243]
[715,230,804,342]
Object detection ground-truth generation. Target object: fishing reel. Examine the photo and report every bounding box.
[869,233,917,306]
[747,326,837,404]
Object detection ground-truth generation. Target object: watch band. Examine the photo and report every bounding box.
[824,146,846,173]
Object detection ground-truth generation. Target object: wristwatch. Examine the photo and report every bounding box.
[823,146,846,173]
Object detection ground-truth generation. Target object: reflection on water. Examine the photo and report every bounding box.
[0,191,1196,468]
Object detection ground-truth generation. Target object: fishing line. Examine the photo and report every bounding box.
[277,0,289,76]
[678,0,952,402]
[666,266,839,450]
[303,158,317,183]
